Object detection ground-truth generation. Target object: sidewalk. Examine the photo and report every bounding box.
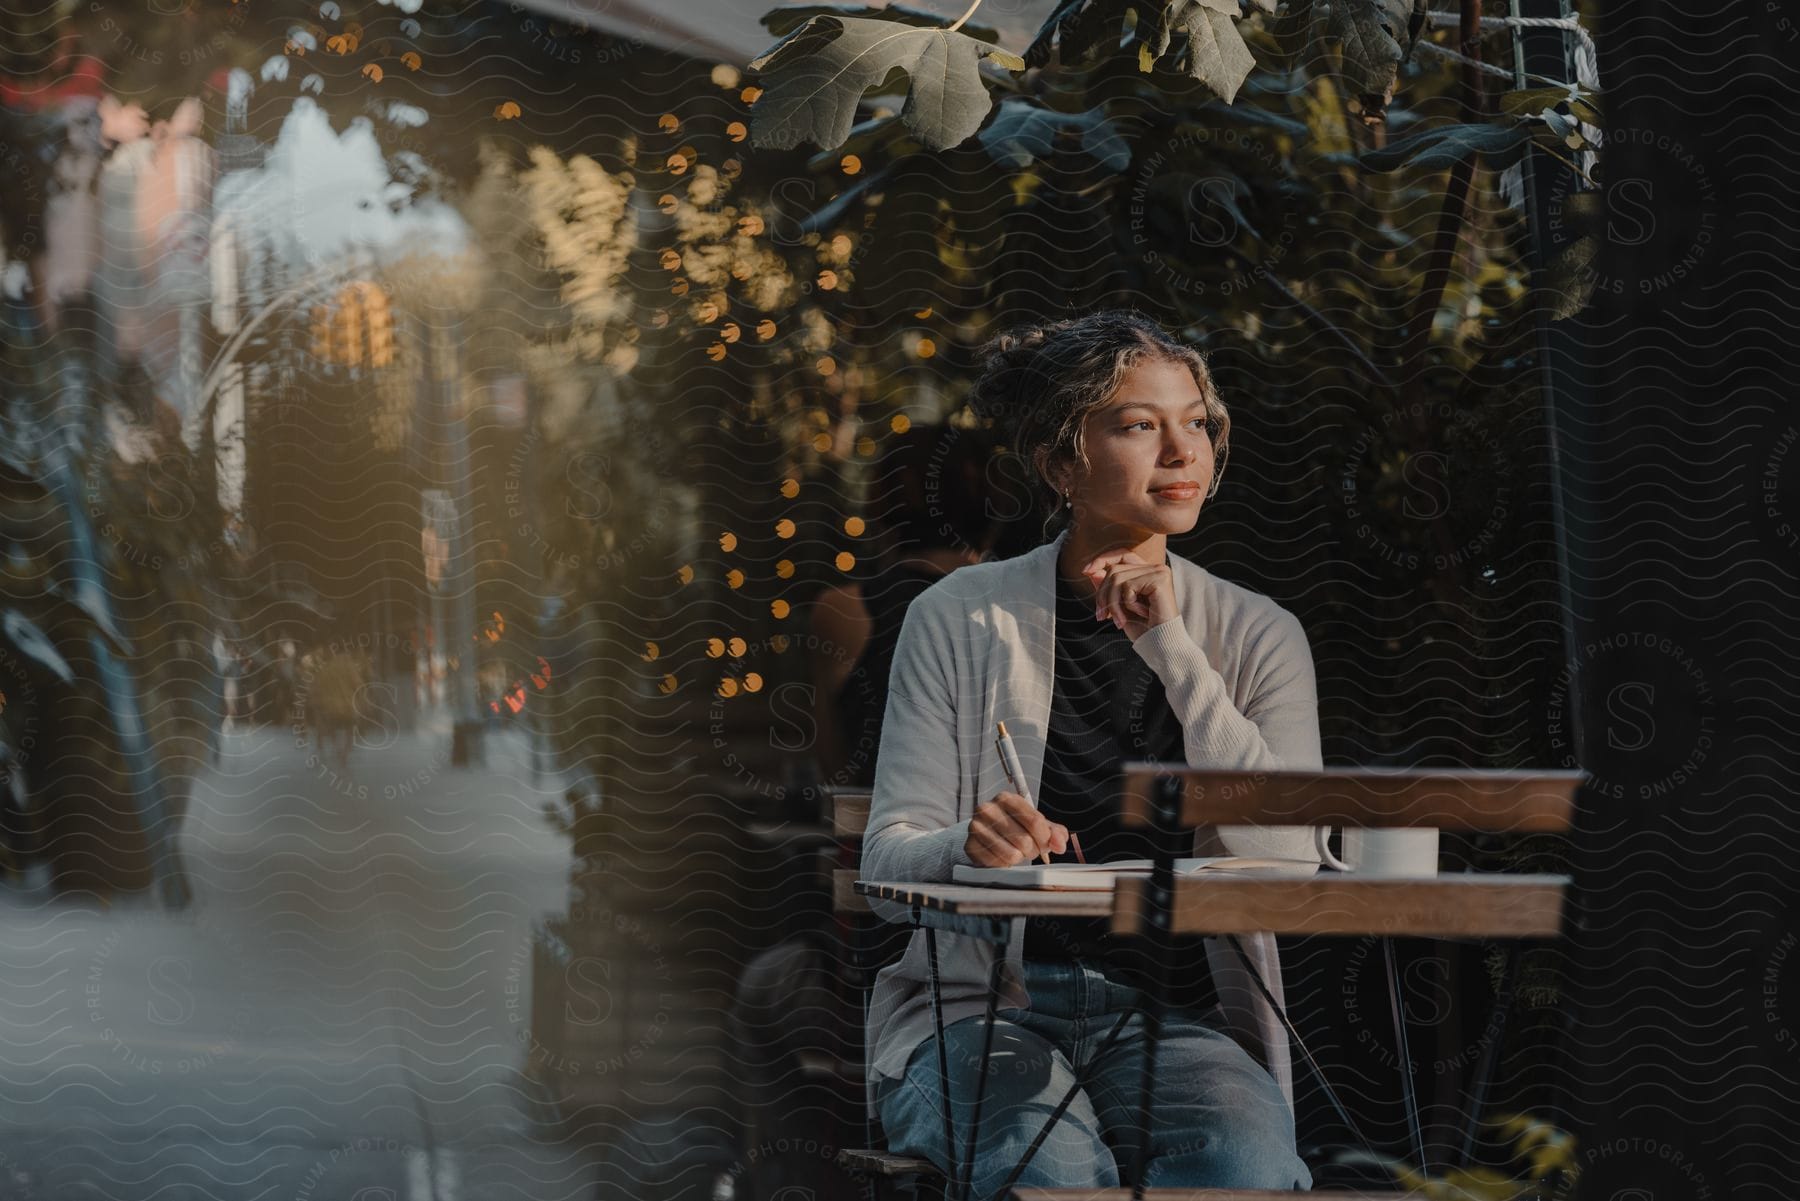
[0,717,600,1199]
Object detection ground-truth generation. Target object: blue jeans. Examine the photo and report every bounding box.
[875,958,1312,1197]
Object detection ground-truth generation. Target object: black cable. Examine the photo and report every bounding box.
[1225,934,1383,1162]
[1457,943,1520,1168]
[1384,939,1429,1172]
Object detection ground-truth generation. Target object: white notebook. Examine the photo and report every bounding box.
[951,856,1321,890]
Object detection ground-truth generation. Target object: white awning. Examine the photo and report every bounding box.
[508,0,1057,66]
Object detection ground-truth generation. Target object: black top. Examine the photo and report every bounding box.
[1022,563,1216,1006]
[829,562,946,789]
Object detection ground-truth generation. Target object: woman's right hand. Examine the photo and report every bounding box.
[965,792,1070,867]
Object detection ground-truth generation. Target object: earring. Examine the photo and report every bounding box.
[1063,493,1072,508]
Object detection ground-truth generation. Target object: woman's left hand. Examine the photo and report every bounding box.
[1083,551,1179,643]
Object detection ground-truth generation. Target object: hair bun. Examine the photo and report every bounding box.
[967,322,1063,432]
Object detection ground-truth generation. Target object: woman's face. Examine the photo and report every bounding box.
[1054,356,1217,540]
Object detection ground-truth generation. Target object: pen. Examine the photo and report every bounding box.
[994,720,1051,866]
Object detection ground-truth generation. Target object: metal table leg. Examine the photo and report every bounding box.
[853,906,875,1154]
[956,955,1004,1201]
[994,1005,1137,1197]
[923,918,957,1200]
[1127,774,1182,1200]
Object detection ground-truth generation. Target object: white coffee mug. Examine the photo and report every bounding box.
[1314,826,1440,877]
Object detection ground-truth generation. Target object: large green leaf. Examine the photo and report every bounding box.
[1151,0,1257,104]
[977,99,1130,171]
[1188,99,1310,139]
[1328,0,1427,114]
[748,14,1021,151]
[1024,0,1134,68]
[1028,0,1255,103]
[1360,122,1531,172]
[1256,0,1317,71]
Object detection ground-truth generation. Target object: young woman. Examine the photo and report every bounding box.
[862,311,1322,1196]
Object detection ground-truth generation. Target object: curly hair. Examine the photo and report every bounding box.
[966,310,1231,543]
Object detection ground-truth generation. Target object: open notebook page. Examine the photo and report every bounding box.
[950,857,1321,890]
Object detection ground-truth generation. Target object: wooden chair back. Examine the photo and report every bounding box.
[1110,764,1582,939]
[823,786,873,915]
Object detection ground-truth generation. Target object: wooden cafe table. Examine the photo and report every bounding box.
[856,764,1580,1201]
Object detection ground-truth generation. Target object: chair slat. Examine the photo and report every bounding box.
[828,789,873,838]
[1113,873,1567,938]
[1118,766,1579,832]
[837,1148,941,1177]
[833,868,870,915]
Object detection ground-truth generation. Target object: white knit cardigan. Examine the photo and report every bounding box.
[861,525,1325,1113]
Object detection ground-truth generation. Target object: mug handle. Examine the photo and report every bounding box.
[1315,824,1350,871]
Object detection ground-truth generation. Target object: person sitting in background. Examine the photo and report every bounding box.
[730,422,1008,1197]
[806,422,1009,790]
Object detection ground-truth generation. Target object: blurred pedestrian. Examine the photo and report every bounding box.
[305,650,365,771]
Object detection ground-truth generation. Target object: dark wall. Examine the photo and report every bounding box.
[1554,4,1800,1197]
